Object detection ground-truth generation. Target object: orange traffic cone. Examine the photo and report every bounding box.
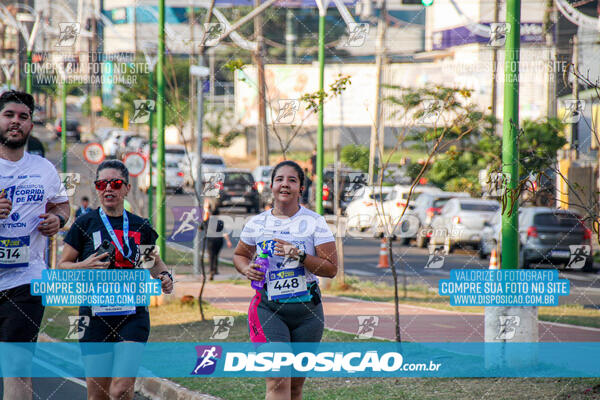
[377,239,390,268]
[489,248,499,270]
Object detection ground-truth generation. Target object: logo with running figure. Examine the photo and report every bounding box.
[191,345,222,375]
[210,316,234,339]
[56,23,80,47]
[495,315,520,340]
[566,245,591,270]
[66,316,90,340]
[169,207,201,242]
[355,315,379,339]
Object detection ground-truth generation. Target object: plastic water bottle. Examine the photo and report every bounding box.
[251,250,269,290]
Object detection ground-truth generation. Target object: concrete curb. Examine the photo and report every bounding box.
[37,333,223,400]
[135,378,223,400]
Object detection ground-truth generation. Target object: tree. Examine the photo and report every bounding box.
[341,144,369,172]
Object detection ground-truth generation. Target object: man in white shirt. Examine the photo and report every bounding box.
[0,91,70,400]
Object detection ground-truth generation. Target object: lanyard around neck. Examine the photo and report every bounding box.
[99,208,132,260]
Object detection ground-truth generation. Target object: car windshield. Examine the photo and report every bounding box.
[203,158,224,165]
[369,192,389,201]
[65,121,79,130]
[460,203,499,212]
[166,161,180,168]
[533,212,580,227]
[166,148,186,155]
[433,198,453,208]
[225,173,253,184]
[262,169,273,178]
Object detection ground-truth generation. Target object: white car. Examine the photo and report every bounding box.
[430,198,501,253]
[345,187,394,231]
[103,130,135,158]
[377,185,443,235]
[180,153,227,187]
[138,159,185,194]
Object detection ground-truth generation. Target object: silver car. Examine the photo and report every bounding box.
[480,207,594,271]
[430,198,500,253]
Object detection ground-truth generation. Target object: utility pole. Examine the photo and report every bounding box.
[88,14,97,137]
[368,0,387,185]
[501,0,520,271]
[315,0,326,215]
[571,35,579,157]
[189,4,195,144]
[544,0,556,119]
[486,0,538,348]
[285,9,296,64]
[157,0,166,259]
[490,0,500,120]
[253,0,269,166]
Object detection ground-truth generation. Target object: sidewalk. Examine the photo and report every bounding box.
[171,265,600,342]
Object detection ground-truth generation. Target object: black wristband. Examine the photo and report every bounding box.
[298,250,307,263]
[159,271,173,281]
[56,214,66,228]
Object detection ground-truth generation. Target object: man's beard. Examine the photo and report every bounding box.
[0,128,30,149]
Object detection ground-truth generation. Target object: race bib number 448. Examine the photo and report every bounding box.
[267,267,308,300]
[0,236,30,268]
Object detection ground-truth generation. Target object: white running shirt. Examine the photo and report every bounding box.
[240,206,335,284]
[0,152,68,291]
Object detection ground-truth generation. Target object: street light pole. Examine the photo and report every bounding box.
[157,0,166,259]
[315,0,326,215]
[148,68,155,224]
[501,0,521,270]
[142,42,158,225]
[190,63,209,275]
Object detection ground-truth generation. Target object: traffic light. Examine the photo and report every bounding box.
[422,0,434,5]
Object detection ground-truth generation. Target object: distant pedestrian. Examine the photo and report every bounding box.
[310,148,317,175]
[75,196,92,218]
[26,134,45,158]
[202,202,232,280]
[301,168,312,206]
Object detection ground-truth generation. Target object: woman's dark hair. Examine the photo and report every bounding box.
[271,160,304,188]
[96,160,129,183]
[0,90,34,115]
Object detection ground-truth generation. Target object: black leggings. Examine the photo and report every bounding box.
[207,238,224,274]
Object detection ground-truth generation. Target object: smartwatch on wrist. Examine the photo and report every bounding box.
[298,249,306,263]
[56,214,66,229]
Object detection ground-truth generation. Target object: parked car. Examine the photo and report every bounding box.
[430,198,500,253]
[479,210,502,259]
[205,169,260,213]
[180,153,227,187]
[322,168,368,214]
[55,119,82,141]
[345,187,394,231]
[411,192,471,248]
[252,166,274,209]
[95,127,118,143]
[103,130,135,158]
[517,208,592,270]
[123,136,147,154]
[165,144,188,163]
[139,159,185,194]
[376,185,444,239]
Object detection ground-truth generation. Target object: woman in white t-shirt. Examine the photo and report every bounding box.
[234,160,338,400]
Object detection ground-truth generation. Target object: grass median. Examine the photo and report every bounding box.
[324,277,600,329]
